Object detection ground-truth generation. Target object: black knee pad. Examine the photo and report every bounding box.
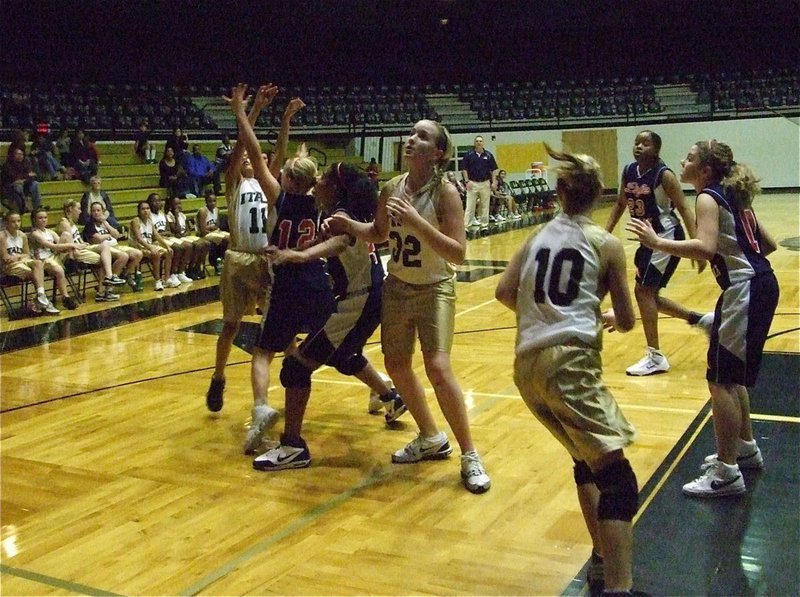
[333,353,367,376]
[280,356,313,389]
[594,458,639,522]
[573,459,595,486]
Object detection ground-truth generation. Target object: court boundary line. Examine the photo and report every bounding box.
[0,563,123,596]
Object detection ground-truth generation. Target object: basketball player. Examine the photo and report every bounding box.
[129,200,178,291]
[148,192,191,285]
[206,83,283,456]
[0,211,59,314]
[229,86,336,455]
[195,189,229,274]
[28,207,80,309]
[83,201,144,291]
[252,163,406,471]
[326,119,491,494]
[627,140,779,498]
[496,144,639,595]
[57,199,127,302]
[606,130,709,376]
[166,196,209,279]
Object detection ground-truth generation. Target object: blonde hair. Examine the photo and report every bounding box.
[412,119,453,200]
[62,199,79,214]
[545,143,603,214]
[695,140,760,209]
[283,156,318,192]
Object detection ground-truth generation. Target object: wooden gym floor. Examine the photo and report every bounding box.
[1,195,798,596]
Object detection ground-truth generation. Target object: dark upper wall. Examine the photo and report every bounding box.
[2,0,798,86]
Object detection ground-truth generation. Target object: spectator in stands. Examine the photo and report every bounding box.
[1,148,42,214]
[135,122,157,164]
[167,196,210,280]
[28,208,80,310]
[147,192,189,286]
[214,133,234,185]
[5,130,29,161]
[366,157,380,189]
[129,199,179,291]
[445,171,467,209]
[183,144,218,197]
[492,169,521,221]
[461,135,498,231]
[30,132,65,181]
[70,129,98,183]
[195,189,228,273]
[79,176,120,230]
[55,129,72,169]
[159,146,191,199]
[86,136,101,165]
[56,200,127,302]
[0,211,60,315]
[165,127,189,160]
[83,201,143,291]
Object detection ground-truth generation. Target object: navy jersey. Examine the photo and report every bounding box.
[621,160,679,235]
[270,190,328,292]
[325,208,384,300]
[703,183,773,289]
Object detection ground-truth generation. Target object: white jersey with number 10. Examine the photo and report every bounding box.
[515,212,609,355]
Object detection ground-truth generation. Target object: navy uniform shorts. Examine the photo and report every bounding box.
[301,285,382,368]
[707,271,779,387]
[634,224,685,288]
[257,284,336,353]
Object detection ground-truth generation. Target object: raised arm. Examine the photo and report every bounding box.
[227,83,282,205]
[224,83,277,195]
[271,98,306,179]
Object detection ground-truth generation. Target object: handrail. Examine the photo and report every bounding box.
[308,146,327,167]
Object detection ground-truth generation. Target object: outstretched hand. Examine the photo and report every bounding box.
[625,218,659,249]
[264,245,300,266]
[253,84,279,111]
[284,98,306,120]
[323,213,352,237]
[223,83,251,115]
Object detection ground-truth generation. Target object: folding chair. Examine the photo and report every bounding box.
[0,274,32,320]
[63,259,97,302]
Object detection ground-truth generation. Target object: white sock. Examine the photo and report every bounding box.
[738,438,757,454]
[37,287,46,296]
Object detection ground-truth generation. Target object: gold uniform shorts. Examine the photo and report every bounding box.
[2,257,39,278]
[219,250,272,322]
[514,344,636,463]
[381,274,455,356]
